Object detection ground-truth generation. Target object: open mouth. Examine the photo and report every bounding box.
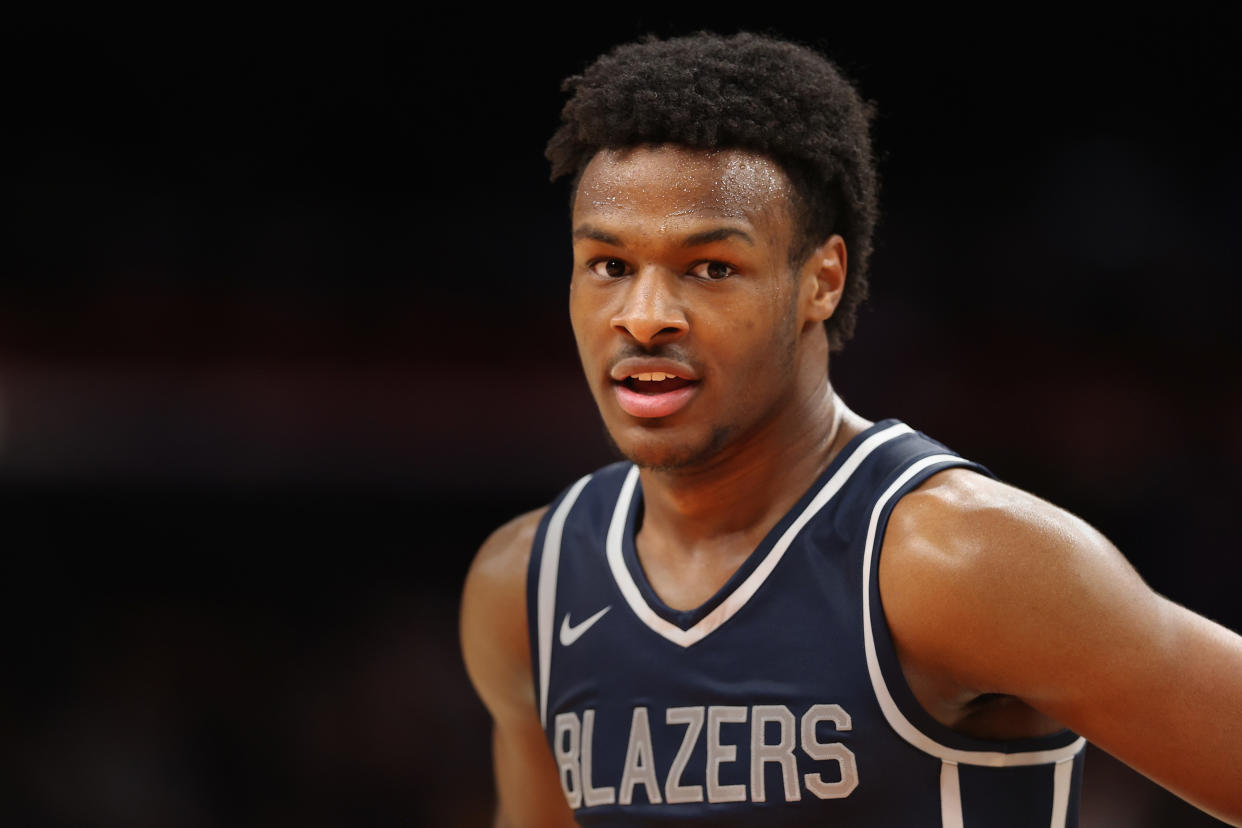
[621,373,695,395]
[612,372,700,418]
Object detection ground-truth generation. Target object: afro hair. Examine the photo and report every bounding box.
[546,31,879,351]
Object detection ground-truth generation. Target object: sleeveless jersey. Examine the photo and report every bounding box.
[527,420,1086,826]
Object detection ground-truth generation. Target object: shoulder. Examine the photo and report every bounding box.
[879,466,1150,696]
[460,507,549,722]
[884,466,1119,577]
[467,507,548,605]
[880,469,1242,822]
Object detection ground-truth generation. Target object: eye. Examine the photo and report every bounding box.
[690,260,736,281]
[588,257,630,278]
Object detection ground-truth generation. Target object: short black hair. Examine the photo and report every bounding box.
[546,31,878,351]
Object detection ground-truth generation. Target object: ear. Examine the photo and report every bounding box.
[799,234,847,323]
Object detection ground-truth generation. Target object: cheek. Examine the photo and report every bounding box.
[568,278,591,328]
[736,280,797,339]
[569,282,611,353]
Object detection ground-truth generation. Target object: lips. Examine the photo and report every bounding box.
[608,359,701,419]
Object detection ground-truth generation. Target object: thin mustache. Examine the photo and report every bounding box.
[608,344,697,371]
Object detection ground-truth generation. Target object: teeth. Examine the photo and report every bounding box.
[631,372,674,381]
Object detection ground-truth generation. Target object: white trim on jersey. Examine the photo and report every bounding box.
[1050,758,1076,828]
[861,453,1088,767]
[940,761,964,828]
[537,473,593,728]
[941,756,1076,828]
[606,422,916,648]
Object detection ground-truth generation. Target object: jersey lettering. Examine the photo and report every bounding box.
[581,709,617,806]
[751,704,800,802]
[664,706,706,804]
[618,707,662,805]
[801,703,859,799]
[553,711,582,808]
[706,705,748,803]
[557,703,859,811]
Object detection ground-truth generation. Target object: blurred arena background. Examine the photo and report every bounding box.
[4,9,1239,827]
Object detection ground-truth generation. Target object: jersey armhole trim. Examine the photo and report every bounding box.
[535,473,593,729]
[862,454,1087,767]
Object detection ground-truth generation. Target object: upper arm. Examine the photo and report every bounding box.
[881,469,1242,825]
[460,508,578,828]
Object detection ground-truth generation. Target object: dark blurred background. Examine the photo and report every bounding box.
[4,8,1239,827]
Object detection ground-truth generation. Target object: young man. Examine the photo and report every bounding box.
[461,32,1242,827]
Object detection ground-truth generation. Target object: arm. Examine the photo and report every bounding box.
[881,469,1242,826]
[460,508,578,828]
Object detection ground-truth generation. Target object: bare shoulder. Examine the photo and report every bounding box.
[460,507,549,722]
[466,507,549,602]
[879,466,1151,696]
[882,469,1242,823]
[883,466,1131,598]
[885,466,1120,572]
[463,507,586,827]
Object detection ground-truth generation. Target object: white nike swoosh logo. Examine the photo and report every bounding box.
[559,606,611,647]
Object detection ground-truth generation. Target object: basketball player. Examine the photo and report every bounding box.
[460,32,1242,827]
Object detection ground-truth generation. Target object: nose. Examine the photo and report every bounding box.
[610,267,688,346]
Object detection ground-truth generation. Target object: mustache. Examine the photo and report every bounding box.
[607,343,698,369]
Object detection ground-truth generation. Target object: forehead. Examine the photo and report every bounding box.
[574,146,794,226]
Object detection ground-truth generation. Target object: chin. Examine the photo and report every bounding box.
[609,422,735,473]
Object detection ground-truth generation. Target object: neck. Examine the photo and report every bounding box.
[636,374,854,552]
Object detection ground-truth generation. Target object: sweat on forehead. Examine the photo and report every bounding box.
[573,146,794,220]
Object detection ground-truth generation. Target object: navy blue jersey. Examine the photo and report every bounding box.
[527,420,1086,826]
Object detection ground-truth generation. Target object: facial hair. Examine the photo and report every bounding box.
[603,291,801,474]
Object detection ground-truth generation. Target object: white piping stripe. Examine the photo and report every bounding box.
[940,761,964,828]
[607,422,916,648]
[1049,758,1074,828]
[537,473,592,728]
[862,453,1088,766]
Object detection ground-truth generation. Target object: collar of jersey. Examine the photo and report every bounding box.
[608,418,913,647]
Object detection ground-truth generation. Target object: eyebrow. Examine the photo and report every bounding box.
[680,227,755,247]
[571,224,756,247]
[572,224,623,245]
